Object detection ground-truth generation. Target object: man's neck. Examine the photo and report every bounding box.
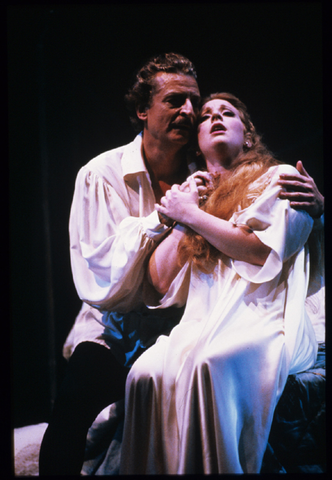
[142,137,188,180]
[141,137,189,201]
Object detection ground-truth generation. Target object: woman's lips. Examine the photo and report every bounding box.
[210,123,226,133]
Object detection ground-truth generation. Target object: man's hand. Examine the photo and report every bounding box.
[278,160,324,218]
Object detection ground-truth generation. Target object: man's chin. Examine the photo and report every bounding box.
[171,128,191,143]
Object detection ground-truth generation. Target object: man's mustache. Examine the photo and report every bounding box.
[171,120,194,129]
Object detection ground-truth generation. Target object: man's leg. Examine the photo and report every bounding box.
[39,341,129,475]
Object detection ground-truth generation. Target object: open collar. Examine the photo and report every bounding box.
[121,132,148,180]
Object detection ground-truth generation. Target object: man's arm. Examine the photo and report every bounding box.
[278,160,324,218]
[69,165,170,311]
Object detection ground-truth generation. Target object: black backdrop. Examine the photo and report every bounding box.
[9,3,324,429]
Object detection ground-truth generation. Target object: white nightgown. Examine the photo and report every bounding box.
[119,164,318,474]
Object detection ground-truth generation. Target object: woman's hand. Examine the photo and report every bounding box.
[179,171,214,196]
[278,160,324,218]
[156,177,200,224]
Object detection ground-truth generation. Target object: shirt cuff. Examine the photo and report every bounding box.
[142,210,170,239]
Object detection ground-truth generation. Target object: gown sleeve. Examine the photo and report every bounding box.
[69,166,169,312]
[231,164,314,284]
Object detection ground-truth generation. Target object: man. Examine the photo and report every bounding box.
[39,53,324,475]
[39,52,201,476]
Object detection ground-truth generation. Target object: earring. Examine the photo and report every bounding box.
[245,140,251,148]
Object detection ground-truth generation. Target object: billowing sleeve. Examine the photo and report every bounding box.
[231,165,314,283]
[69,167,169,312]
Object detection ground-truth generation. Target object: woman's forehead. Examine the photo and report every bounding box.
[202,98,237,112]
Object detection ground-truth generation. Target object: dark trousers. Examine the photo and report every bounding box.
[39,341,129,475]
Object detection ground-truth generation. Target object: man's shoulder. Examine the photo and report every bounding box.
[87,138,135,168]
[80,135,141,180]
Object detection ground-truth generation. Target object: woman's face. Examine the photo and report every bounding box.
[197,99,246,166]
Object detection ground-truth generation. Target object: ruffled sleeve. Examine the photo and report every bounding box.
[69,166,169,312]
[231,165,314,284]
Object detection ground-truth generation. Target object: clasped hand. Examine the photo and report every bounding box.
[179,170,214,195]
[156,173,211,224]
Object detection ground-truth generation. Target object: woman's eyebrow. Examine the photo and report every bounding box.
[200,106,211,114]
[200,105,234,114]
[219,105,234,112]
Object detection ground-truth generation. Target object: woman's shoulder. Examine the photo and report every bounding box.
[247,163,295,199]
[268,163,298,176]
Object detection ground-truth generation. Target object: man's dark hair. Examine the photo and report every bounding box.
[125,52,198,132]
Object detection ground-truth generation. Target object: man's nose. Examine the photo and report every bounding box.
[180,98,195,116]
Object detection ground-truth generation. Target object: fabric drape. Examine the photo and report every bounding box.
[120,164,318,473]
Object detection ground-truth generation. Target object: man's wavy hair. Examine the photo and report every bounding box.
[125,53,198,132]
[178,92,281,273]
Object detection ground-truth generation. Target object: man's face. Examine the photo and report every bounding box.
[138,72,200,148]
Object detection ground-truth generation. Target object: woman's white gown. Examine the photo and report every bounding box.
[119,165,318,474]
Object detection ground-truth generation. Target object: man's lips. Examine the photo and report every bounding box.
[171,121,192,130]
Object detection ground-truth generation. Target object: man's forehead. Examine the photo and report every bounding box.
[153,72,200,95]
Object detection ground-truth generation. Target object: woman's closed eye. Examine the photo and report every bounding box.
[198,110,235,123]
[198,114,210,123]
[222,110,235,117]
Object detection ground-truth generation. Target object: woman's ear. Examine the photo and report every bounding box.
[244,134,252,149]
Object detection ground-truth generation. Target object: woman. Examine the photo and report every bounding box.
[119,93,318,474]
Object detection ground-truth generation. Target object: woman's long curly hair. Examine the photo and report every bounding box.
[178,92,281,273]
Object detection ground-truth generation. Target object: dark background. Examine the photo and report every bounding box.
[9,3,324,429]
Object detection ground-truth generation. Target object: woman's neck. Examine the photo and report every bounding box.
[206,160,232,177]
[205,152,242,177]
